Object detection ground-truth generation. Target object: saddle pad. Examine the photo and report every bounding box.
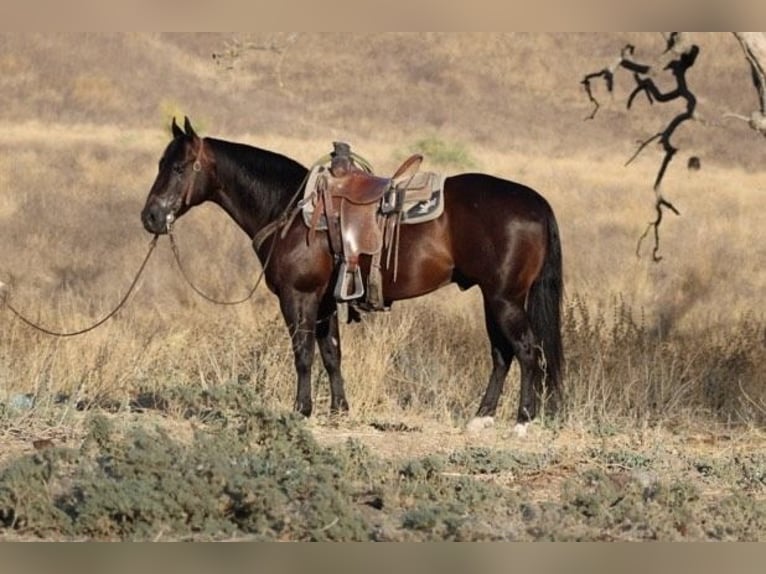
[399,173,446,225]
[302,164,329,230]
[301,165,445,229]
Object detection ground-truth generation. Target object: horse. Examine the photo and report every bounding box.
[141,117,564,435]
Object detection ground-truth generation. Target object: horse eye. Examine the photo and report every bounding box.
[172,164,184,176]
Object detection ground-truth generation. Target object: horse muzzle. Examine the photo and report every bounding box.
[141,202,174,235]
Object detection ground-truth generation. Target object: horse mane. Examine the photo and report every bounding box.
[207,138,308,215]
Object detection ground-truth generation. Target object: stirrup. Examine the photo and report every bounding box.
[334,261,365,301]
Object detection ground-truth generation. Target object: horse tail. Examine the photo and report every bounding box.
[527,209,564,398]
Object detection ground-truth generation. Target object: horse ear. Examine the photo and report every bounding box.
[183,116,199,142]
[171,117,184,139]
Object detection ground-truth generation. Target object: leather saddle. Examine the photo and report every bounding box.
[309,142,423,306]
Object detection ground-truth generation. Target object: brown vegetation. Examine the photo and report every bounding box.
[0,33,764,540]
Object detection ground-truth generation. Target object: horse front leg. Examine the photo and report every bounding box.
[316,300,349,415]
[280,291,320,417]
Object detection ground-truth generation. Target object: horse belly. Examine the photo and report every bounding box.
[378,221,454,300]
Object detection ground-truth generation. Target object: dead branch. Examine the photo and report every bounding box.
[636,196,681,262]
[582,33,699,261]
[730,32,766,136]
[212,34,300,98]
[625,43,698,190]
[212,37,285,70]
[581,45,649,120]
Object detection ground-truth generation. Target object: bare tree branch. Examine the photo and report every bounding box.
[580,45,649,120]
[212,37,285,70]
[731,32,766,136]
[625,43,698,190]
[636,195,681,262]
[211,34,301,97]
[582,33,699,261]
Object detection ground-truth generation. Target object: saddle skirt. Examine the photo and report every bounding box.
[302,166,445,230]
[300,152,445,309]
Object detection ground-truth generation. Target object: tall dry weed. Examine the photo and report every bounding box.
[1,33,764,437]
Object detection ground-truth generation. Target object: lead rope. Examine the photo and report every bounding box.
[0,151,375,333]
[0,235,159,337]
[168,150,375,306]
[167,229,275,306]
[166,169,309,307]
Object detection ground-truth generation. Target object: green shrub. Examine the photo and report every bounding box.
[409,137,476,169]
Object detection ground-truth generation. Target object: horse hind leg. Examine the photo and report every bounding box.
[509,320,543,437]
[316,301,350,414]
[473,296,543,437]
[467,304,514,433]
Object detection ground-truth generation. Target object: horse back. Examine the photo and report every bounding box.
[442,173,555,297]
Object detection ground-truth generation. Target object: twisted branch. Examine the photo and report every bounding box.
[729,32,766,136]
[212,34,301,98]
[582,33,699,261]
[581,45,649,120]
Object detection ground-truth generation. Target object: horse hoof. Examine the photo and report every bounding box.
[294,404,312,418]
[330,397,350,415]
[513,422,529,438]
[466,416,495,433]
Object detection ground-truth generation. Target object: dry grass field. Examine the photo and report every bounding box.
[0,33,764,540]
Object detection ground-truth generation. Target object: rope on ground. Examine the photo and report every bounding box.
[0,235,159,337]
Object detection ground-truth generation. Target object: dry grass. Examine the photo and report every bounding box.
[1,133,763,454]
[0,33,764,539]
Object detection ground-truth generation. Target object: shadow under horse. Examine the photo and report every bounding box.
[141,118,564,434]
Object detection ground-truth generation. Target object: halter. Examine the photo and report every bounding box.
[181,139,210,207]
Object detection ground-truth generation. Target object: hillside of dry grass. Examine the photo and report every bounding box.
[0,33,764,540]
[0,33,763,165]
[1,31,763,414]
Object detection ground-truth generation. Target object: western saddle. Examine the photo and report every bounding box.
[306,142,439,313]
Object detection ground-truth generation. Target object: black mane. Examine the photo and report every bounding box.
[207,138,309,221]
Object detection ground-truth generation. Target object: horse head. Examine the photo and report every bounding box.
[141,116,217,235]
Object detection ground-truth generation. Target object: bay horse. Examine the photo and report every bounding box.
[141,117,563,434]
